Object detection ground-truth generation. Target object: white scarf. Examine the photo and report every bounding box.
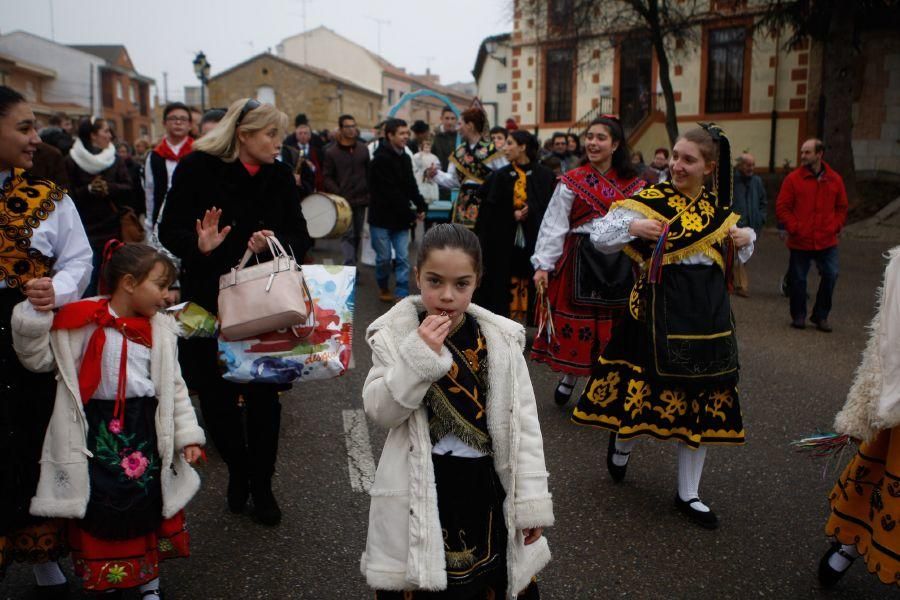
[69,138,116,175]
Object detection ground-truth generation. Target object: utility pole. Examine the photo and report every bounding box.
[48,0,55,41]
[366,16,390,58]
[162,72,168,103]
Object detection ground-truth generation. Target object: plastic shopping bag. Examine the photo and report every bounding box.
[217,265,356,384]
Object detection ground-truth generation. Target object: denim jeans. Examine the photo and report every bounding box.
[370,226,410,298]
[788,246,839,321]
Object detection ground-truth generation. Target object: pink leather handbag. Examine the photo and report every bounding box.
[217,235,313,341]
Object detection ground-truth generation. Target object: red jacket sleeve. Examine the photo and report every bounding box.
[775,173,798,234]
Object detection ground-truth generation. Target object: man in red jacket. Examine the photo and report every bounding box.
[776,138,848,332]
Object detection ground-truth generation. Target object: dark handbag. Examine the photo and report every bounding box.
[572,234,634,307]
[119,207,146,243]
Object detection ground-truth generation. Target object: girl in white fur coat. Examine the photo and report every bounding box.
[817,245,900,589]
[361,224,553,600]
[12,242,205,599]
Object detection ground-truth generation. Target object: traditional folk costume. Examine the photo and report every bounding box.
[573,153,756,526]
[475,162,555,324]
[362,299,553,599]
[11,296,205,594]
[530,165,645,378]
[0,169,92,583]
[572,181,751,445]
[433,139,508,229]
[818,246,900,588]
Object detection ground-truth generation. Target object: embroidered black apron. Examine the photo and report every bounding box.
[81,396,163,540]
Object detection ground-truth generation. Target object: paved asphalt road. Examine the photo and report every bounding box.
[3,232,899,599]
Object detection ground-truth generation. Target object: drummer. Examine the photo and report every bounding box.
[428,106,507,229]
[323,114,370,266]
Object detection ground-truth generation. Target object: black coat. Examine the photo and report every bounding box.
[474,162,556,317]
[367,144,427,230]
[158,151,313,316]
[65,155,133,250]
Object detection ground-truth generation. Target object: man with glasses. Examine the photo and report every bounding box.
[323,114,370,265]
[145,102,193,230]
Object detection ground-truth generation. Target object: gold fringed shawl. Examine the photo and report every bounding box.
[449,139,504,185]
[0,169,60,289]
[614,182,739,272]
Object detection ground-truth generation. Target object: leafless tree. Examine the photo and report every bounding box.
[756,0,900,205]
[516,0,706,145]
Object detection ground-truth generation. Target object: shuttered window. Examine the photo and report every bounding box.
[705,27,746,113]
[544,48,574,122]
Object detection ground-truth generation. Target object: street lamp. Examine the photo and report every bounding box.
[192,51,211,112]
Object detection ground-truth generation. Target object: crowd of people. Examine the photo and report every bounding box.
[0,77,890,600]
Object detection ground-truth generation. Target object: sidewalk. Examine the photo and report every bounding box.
[843,194,900,242]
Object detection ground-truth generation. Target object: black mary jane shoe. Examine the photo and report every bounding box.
[554,382,574,406]
[674,494,719,529]
[606,434,629,483]
[33,582,70,600]
[818,543,856,588]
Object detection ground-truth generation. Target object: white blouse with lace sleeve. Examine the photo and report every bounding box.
[530,182,593,272]
[587,206,757,265]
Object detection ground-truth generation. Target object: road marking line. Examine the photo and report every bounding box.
[342,409,375,493]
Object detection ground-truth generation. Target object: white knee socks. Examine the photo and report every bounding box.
[677,444,710,512]
[559,374,577,389]
[613,435,636,467]
[32,561,66,586]
[828,544,859,572]
[139,577,161,596]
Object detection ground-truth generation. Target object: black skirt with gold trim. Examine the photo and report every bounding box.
[572,264,745,448]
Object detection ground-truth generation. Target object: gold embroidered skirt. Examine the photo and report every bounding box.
[825,426,900,587]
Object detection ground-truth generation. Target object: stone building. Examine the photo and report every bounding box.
[277,26,474,128]
[207,53,382,132]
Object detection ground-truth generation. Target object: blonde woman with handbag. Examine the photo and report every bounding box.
[159,98,312,526]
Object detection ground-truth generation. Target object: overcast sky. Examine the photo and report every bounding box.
[0,0,512,102]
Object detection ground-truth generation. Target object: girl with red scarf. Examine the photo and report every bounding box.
[530,116,645,405]
[12,242,205,599]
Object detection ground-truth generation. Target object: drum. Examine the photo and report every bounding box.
[301,193,353,239]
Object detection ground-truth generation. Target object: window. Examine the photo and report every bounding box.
[256,85,276,105]
[116,80,123,100]
[129,83,137,104]
[548,0,573,28]
[368,102,374,121]
[544,48,574,122]
[388,88,395,105]
[496,83,508,93]
[705,27,746,113]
